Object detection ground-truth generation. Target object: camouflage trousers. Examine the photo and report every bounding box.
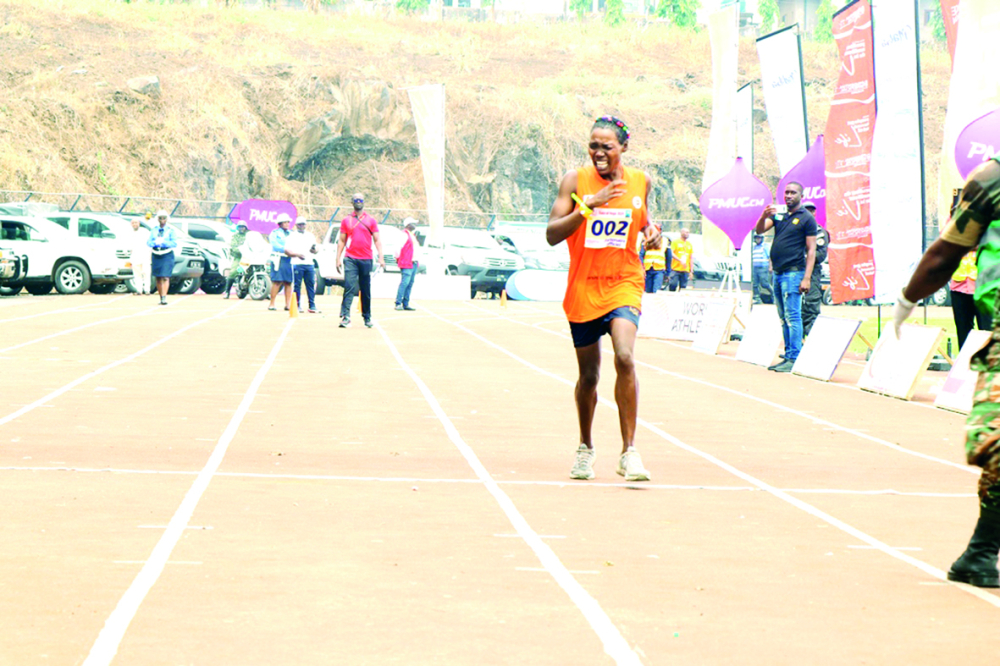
[967,360,1000,509]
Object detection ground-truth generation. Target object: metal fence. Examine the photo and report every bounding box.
[0,189,702,232]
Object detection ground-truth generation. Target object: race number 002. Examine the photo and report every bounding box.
[590,218,628,238]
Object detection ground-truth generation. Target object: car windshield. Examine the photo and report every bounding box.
[443,229,498,249]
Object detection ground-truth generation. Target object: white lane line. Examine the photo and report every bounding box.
[0,295,196,354]
[517,567,600,574]
[464,303,976,476]
[113,561,203,565]
[0,304,239,429]
[424,305,1000,610]
[82,319,294,666]
[0,467,979,498]
[374,321,643,666]
[0,295,130,324]
[495,533,567,539]
[848,545,922,551]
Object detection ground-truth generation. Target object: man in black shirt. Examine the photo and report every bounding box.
[755,182,818,372]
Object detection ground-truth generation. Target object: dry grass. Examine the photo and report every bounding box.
[0,0,954,222]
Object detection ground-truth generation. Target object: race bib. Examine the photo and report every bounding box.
[584,208,632,250]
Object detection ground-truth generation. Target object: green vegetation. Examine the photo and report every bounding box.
[927,7,947,44]
[604,0,626,27]
[397,0,430,13]
[757,0,779,33]
[843,313,958,356]
[655,0,699,29]
[569,0,590,20]
[814,0,836,43]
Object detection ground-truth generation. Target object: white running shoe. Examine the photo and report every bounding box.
[570,444,596,480]
[617,447,650,482]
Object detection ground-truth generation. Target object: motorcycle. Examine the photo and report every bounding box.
[229,234,272,301]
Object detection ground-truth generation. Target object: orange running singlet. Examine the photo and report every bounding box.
[563,165,648,323]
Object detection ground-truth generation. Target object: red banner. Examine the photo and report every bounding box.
[941,0,960,67]
[825,0,876,303]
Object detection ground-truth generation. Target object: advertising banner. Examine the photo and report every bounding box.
[756,25,810,177]
[229,199,298,235]
[825,0,877,303]
[940,0,961,65]
[407,84,446,249]
[870,0,925,304]
[938,0,1000,231]
[778,136,827,229]
[736,83,755,169]
[698,158,772,250]
[955,107,1000,179]
[702,5,741,257]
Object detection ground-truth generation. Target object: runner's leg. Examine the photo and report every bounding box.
[609,317,639,454]
[573,342,601,448]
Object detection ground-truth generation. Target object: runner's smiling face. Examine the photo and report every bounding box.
[588,128,626,179]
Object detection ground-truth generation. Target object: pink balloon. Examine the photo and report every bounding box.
[699,158,773,249]
[230,199,298,235]
[955,107,1000,180]
[778,135,827,228]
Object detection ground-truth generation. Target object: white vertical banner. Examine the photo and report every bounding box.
[870,0,924,304]
[407,84,446,249]
[736,83,756,281]
[755,25,809,177]
[703,5,740,258]
[938,0,1000,226]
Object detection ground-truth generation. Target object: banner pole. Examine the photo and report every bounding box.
[797,30,809,147]
[914,0,929,252]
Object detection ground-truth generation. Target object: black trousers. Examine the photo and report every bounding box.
[340,257,373,320]
[951,290,992,350]
[801,267,823,336]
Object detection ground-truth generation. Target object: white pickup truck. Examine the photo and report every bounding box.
[315,223,411,288]
[0,215,130,295]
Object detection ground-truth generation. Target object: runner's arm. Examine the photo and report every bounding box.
[547,170,584,246]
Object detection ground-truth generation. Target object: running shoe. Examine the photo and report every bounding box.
[617,447,650,482]
[570,444,596,480]
[395,304,403,311]
[364,319,373,328]
[339,316,350,328]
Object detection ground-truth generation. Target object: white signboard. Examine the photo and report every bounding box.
[792,315,861,381]
[639,291,740,342]
[858,323,944,400]
[692,299,737,355]
[934,329,992,413]
[735,305,783,366]
[756,25,809,176]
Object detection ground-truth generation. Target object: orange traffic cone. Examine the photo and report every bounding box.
[289,292,299,318]
[500,289,508,309]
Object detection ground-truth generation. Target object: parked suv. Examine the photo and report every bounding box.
[45,212,134,293]
[167,218,231,294]
[417,226,523,298]
[0,246,25,294]
[0,216,128,294]
[493,228,569,271]
[316,223,411,289]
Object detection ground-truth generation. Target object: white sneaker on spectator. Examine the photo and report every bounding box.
[617,447,650,482]
[570,444,596,480]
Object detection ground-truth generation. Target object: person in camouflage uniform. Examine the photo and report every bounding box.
[223,222,248,299]
[800,202,829,336]
[894,157,1000,588]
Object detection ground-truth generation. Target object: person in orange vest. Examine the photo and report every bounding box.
[950,249,992,349]
[546,115,661,483]
[642,225,666,293]
[668,228,694,291]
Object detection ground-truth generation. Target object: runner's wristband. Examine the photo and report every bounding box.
[898,289,916,308]
[571,193,592,217]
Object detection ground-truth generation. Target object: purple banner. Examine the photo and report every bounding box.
[230,199,298,235]
[699,158,772,250]
[955,108,1000,180]
[778,135,827,228]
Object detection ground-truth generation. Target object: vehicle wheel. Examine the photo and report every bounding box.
[200,276,226,295]
[54,260,92,294]
[88,283,117,295]
[249,273,271,301]
[114,281,132,294]
[447,267,459,276]
[931,287,950,307]
[821,288,832,306]
[176,277,202,295]
[25,282,54,296]
[0,284,21,296]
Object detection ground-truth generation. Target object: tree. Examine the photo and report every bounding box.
[757,0,779,33]
[570,0,590,20]
[655,0,699,29]
[927,6,947,43]
[604,0,625,26]
[396,0,429,13]
[813,0,836,43]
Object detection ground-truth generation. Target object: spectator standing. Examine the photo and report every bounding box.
[642,232,666,293]
[395,218,419,311]
[268,213,294,311]
[223,221,247,299]
[288,217,319,313]
[950,250,992,350]
[751,233,769,304]
[336,193,385,328]
[893,158,1000,588]
[668,228,694,291]
[755,182,817,373]
[129,216,151,296]
[147,210,178,306]
[660,236,673,290]
[800,201,829,336]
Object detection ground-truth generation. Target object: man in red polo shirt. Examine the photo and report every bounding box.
[336,192,385,328]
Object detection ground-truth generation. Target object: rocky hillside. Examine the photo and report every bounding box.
[0,0,954,227]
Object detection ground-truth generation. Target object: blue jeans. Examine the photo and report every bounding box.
[396,268,416,307]
[772,270,805,361]
[293,263,316,310]
[644,269,664,293]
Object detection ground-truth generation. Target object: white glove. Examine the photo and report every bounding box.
[893,289,916,339]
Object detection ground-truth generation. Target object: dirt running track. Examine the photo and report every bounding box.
[1,293,998,665]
